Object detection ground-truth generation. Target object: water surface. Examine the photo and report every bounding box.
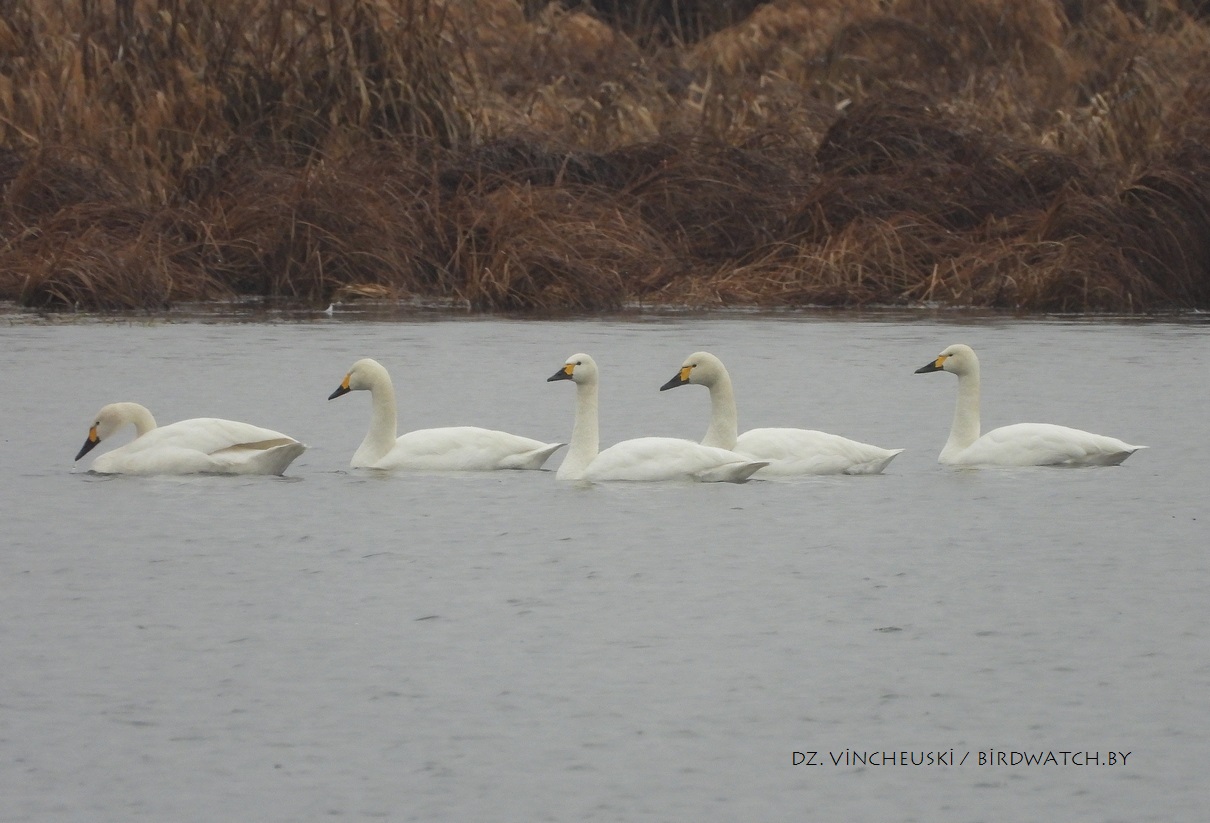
[2,311,1206,821]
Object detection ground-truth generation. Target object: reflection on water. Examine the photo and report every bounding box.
[1,311,1206,822]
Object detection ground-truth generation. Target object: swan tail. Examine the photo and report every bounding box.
[697,460,770,483]
[842,448,906,475]
[500,442,566,470]
[238,442,307,475]
[1087,445,1145,467]
[271,442,307,474]
[1059,440,1145,467]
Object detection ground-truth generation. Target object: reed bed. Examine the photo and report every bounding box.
[3,0,1210,312]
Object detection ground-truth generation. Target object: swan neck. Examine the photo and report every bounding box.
[703,372,739,449]
[944,365,982,457]
[560,379,599,479]
[127,403,157,436]
[359,372,400,463]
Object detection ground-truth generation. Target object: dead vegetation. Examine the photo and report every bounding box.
[2,0,1210,312]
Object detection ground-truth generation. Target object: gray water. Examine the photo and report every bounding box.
[2,310,1206,822]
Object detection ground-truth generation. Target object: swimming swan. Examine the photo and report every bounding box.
[547,352,768,482]
[914,343,1145,466]
[74,402,306,475]
[660,351,903,476]
[328,358,564,470]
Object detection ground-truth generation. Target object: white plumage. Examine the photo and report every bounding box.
[915,343,1144,466]
[660,351,902,476]
[75,402,306,475]
[547,353,767,482]
[329,358,563,471]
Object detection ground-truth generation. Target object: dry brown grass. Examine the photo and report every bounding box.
[3,0,1210,312]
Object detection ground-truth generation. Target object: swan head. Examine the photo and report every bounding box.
[75,402,154,461]
[547,353,598,385]
[660,351,726,391]
[915,343,978,376]
[329,358,389,400]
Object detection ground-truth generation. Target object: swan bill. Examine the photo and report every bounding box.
[328,374,352,400]
[547,366,574,382]
[915,356,946,374]
[75,427,101,461]
[659,367,691,391]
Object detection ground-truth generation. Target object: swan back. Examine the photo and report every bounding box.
[947,423,1142,467]
[373,427,563,471]
[736,428,904,475]
[585,437,767,482]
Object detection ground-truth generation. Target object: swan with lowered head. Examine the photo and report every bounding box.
[914,343,1144,466]
[74,402,306,475]
[328,358,563,470]
[547,352,768,482]
[660,351,903,475]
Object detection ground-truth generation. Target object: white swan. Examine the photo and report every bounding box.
[328,358,564,470]
[74,402,306,475]
[914,343,1145,466]
[547,353,768,482]
[660,351,903,476]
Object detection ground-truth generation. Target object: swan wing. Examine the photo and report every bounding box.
[370,426,563,471]
[147,418,300,454]
[954,423,1143,467]
[736,428,903,475]
[583,437,765,482]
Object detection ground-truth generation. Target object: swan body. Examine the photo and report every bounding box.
[329,358,563,471]
[547,353,768,482]
[75,402,306,475]
[660,351,903,476]
[915,343,1144,467]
